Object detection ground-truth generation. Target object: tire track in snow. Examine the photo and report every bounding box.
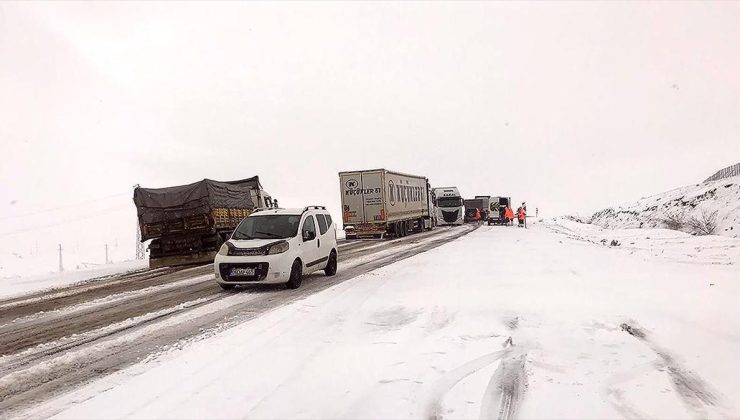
[479,316,528,420]
[426,347,508,420]
[479,349,528,420]
[619,322,731,419]
[0,266,194,321]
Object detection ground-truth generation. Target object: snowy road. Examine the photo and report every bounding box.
[7,220,740,419]
[0,225,477,416]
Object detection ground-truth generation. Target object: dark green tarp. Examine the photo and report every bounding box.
[133,177,260,225]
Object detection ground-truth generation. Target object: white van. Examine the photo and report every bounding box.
[214,206,337,290]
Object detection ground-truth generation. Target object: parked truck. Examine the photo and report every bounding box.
[433,187,465,226]
[487,196,512,225]
[339,169,434,239]
[464,197,485,222]
[134,177,276,268]
[464,196,497,222]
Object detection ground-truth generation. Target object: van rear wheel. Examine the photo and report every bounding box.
[324,251,337,276]
[286,260,303,289]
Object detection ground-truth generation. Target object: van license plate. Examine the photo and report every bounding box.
[230,267,255,277]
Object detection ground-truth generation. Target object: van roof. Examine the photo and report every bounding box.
[251,207,328,216]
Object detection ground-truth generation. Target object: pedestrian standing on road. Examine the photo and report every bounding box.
[475,208,481,223]
[505,206,515,226]
[517,206,526,227]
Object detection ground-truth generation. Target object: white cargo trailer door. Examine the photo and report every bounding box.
[340,173,365,225]
[360,171,385,223]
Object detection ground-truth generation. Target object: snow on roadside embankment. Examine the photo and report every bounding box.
[586,176,740,238]
[0,260,148,300]
[544,218,740,266]
[23,224,740,419]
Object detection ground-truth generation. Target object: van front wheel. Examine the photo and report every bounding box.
[286,260,303,289]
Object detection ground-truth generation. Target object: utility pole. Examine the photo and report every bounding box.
[134,183,146,260]
[136,223,145,260]
[105,243,109,264]
[58,244,64,272]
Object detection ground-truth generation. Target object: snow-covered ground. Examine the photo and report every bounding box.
[21,221,740,419]
[0,260,147,299]
[588,176,740,238]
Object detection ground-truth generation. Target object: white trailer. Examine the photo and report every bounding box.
[339,169,434,239]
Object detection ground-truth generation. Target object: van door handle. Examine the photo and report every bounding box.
[317,238,321,248]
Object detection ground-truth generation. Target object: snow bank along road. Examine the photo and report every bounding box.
[18,219,740,420]
[0,224,477,416]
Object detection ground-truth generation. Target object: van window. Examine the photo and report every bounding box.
[325,214,333,227]
[302,216,316,240]
[316,214,328,235]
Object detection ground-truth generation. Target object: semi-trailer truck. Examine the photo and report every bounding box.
[339,169,434,239]
[433,187,465,226]
[134,177,276,268]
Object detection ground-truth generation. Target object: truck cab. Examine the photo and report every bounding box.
[433,187,464,226]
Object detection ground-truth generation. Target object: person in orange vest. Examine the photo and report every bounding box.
[517,206,526,227]
[475,208,481,222]
[504,206,515,226]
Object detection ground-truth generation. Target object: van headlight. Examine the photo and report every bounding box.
[218,243,229,256]
[267,241,289,255]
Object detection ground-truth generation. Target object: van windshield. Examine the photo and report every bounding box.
[438,197,462,207]
[232,215,301,240]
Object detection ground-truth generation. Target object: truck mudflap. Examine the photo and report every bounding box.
[149,251,218,269]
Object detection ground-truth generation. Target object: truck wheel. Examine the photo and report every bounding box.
[286,260,303,289]
[219,283,235,291]
[324,251,337,276]
[400,221,407,237]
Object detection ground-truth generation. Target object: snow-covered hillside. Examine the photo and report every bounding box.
[588,176,740,238]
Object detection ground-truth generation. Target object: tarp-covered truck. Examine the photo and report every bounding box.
[464,197,487,223]
[339,169,434,239]
[134,177,276,268]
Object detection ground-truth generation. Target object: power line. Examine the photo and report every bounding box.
[0,205,132,237]
[0,191,130,221]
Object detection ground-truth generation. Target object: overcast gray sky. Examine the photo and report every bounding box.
[1,1,739,271]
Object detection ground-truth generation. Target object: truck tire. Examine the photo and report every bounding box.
[286,259,303,289]
[324,251,337,276]
[219,283,235,291]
